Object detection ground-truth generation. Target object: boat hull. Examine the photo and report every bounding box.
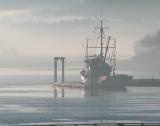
[80,73,132,90]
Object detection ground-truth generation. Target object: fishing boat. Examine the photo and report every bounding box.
[80,20,132,89]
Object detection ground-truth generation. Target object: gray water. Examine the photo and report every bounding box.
[0,69,160,124]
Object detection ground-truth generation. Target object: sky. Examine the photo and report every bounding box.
[0,0,160,68]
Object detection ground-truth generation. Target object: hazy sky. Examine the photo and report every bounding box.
[0,0,160,59]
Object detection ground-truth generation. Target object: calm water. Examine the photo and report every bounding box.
[0,68,160,124]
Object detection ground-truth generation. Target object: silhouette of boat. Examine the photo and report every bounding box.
[80,20,132,90]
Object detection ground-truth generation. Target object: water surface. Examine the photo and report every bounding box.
[0,69,160,124]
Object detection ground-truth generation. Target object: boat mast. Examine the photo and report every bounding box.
[113,39,116,76]
[100,20,103,58]
[86,38,89,59]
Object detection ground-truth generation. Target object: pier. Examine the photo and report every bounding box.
[54,57,65,83]
[53,57,84,88]
[18,120,160,126]
[53,57,85,98]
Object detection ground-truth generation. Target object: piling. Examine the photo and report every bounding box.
[54,57,65,83]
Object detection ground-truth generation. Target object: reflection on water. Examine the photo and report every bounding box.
[52,86,98,98]
[1,84,160,124]
[127,86,160,94]
[0,73,160,124]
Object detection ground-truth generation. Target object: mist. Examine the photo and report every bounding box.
[118,30,160,73]
[0,0,160,71]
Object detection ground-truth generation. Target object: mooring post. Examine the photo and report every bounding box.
[61,57,65,82]
[54,87,57,98]
[62,88,64,98]
[54,57,65,83]
[54,57,57,83]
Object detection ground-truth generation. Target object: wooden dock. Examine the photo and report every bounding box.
[52,82,85,88]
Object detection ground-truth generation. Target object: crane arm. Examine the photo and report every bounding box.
[104,36,111,61]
